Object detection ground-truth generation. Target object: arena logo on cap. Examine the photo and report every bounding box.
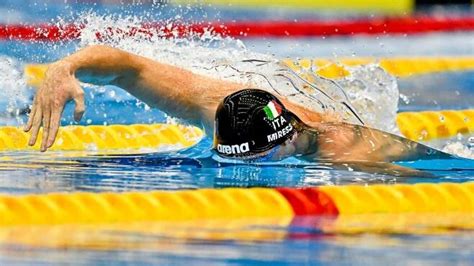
[217,142,250,155]
[263,100,282,120]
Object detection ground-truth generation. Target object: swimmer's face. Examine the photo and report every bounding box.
[250,131,298,162]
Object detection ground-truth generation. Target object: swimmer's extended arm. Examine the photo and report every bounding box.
[24,45,247,151]
[301,122,451,163]
[295,122,450,177]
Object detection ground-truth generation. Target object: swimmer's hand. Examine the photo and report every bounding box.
[24,61,85,151]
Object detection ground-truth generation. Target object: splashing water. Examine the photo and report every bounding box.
[75,13,400,130]
[0,56,30,125]
[441,135,474,159]
[339,64,400,133]
[443,142,474,159]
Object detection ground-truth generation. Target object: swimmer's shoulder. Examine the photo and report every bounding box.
[280,98,342,125]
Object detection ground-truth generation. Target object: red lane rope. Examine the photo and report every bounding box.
[0,24,82,41]
[1,16,473,41]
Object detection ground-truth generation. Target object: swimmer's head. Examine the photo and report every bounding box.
[213,89,299,160]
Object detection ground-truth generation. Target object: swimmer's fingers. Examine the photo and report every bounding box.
[46,104,65,149]
[24,95,38,132]
[42,85,70,151]
[27,103,43,146]
[73,89,85,122]
[40,103,52,152]
[40,79,83,150]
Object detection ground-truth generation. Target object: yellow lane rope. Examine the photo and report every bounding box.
[171,0,413,13]
[0,183,472,227]
[0,124,202,152]
[396,109,474,141]
[283,57,474,78]
[0,188,294,226]
[319,183,474,214]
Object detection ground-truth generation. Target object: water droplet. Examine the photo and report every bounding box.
[399,93,410,104]
[468,137,474,148]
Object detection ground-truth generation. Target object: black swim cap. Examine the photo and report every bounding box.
[213,89,298,158]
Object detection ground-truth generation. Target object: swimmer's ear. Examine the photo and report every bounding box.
[24,64,49,87]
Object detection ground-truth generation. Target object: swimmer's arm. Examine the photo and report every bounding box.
[302,122,451,163]
[298,122,442,177]
[24,45,246,151]
[67,46,323,127]
[64,45,245,130]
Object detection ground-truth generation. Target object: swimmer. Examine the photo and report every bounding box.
[24,45,450,174]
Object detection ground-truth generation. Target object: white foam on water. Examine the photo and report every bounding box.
[441,136,474,159]
[442,142,474,159]
[427,135,474,159]
[0,56,30,125]
[339,64,400,134]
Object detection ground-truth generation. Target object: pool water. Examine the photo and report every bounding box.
[1,219,473,265]
[0,1,473,265]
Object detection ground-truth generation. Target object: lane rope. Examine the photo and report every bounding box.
[0,182,472,226]
[172,0,414,13]
[397,109,474,141]
[283,57,474,78]
[1,16,473,41]
[0,124,202,152]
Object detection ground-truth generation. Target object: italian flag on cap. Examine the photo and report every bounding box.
[263,100,282,120]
